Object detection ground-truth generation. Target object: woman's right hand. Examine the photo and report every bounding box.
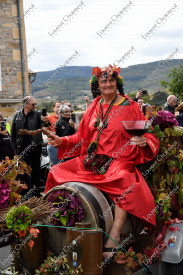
[48,134,63,147]
[42,128,62,148]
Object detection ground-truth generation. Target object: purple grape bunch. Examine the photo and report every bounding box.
[47,190,84,231]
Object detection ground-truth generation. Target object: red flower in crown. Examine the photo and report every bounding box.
[92,64,121,79]
[92,67,102,79]
[113,65,121,74]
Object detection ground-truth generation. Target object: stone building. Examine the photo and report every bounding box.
[0,0,34,118]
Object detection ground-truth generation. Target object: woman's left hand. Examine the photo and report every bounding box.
[69,119,75,128]
[131,136,147,147]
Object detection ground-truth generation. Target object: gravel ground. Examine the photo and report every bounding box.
[0,245,12,272]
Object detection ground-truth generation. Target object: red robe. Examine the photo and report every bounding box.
[45,95,160,227]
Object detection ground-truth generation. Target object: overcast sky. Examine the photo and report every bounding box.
[23,0,183,72]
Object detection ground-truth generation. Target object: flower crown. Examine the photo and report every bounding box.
[93,64,120,78]
[89,64,124,94]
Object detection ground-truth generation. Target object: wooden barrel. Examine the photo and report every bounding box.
[44,182,143,255]
[66,227,103,275]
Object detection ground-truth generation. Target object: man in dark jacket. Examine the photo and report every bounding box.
[164,95,177,114]
[11,96,49,196]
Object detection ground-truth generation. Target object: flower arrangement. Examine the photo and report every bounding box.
[138,106,183,221]
[114,247,145,271]
[5,204,40,250]
[2,254,83,275]
[145,123,183,220]
[46,190,84,230]
[0,156,31,208]
[35,253,83,275]
[114,108,183,271]
[6,205,33,232]
[152,110,179,131]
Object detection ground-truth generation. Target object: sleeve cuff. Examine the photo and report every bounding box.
[143,137,158,161]
[60,136,69,148]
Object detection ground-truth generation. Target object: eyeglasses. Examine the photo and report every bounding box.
[64,111,71,114]
[31,103,37,106]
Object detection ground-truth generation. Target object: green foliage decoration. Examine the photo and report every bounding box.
[6,205,33,232]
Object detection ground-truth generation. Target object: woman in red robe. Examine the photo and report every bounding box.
[44,65,160,257]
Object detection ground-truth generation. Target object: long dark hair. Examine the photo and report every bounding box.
[90,74,124,96]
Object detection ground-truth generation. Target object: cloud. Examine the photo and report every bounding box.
[23,0,183,71]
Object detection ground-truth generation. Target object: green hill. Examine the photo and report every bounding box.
[32,59,183,103]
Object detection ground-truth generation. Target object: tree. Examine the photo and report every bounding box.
[127,92,136,99]
[160,64,183,99]
[151,91,169,106]
[37,101,54,112]
[127,91,152,105]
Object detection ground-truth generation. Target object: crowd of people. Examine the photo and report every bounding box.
[134,91,182,124]
[0,65,183,258]
[0,96,89,196]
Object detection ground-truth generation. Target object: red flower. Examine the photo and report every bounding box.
[169,226,179,232]
[18,230,26,238]
[175,218,182,224]
[92,67,102,79]
[30,227,40,238]
[113,64,121,74]
[174,226,180,231]
[29,239,34,251]
[92,64,121,79]
[128,247,133,253]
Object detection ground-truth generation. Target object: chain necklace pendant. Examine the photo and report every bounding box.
[99,121,103,129]
[98,120,108,130]
[94,121,98,128]
[103,121,107,128]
